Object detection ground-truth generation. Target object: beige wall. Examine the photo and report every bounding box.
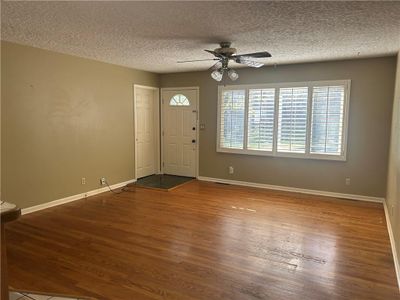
[161,57,396,197]
[1,41,159,208]
[2,41,397,210]
[387,53,400,264]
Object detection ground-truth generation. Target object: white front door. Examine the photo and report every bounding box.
[162,89,198,177]
[135,86,158,178]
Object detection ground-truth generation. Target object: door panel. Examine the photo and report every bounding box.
[136,87,157,178]
[163,89,198,177]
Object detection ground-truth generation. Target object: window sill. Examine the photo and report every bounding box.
[217,148,346,161]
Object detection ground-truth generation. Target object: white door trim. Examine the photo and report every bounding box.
[160,87,200,178]
[133,84,160,179]
[383,200,400,291]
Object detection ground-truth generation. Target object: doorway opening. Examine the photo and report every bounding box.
[134,86,199,181]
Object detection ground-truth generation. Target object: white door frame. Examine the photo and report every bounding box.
[160,87,200,178]
[133,84,160,179]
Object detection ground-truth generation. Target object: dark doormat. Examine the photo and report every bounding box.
[133,174,194,191]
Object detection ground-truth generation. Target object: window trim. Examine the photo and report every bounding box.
[216,80,351,161]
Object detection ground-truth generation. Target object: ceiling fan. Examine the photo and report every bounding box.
[177,42,272,82]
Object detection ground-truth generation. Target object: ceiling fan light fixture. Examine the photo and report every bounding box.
[227,69,239,81]
[211,69,223,82]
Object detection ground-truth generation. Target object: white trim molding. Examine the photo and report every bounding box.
[160,86,199,91]
[383,200,400,291]
[21,179,136,215]
[197,176,384,203]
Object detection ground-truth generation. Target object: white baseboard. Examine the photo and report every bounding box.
[21,179,136,215]
[383,200,400,291]
[197,176,384,203]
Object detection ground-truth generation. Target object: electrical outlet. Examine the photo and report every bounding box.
[81,177,86,185]
[345,178,351,186]
[100,177,106,185]
[229,166,234,174]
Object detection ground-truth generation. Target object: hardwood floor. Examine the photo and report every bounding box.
[5,180,399,300]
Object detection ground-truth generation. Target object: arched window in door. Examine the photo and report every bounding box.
[169,94,190,106]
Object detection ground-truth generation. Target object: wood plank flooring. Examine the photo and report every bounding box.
[5,180,399,300]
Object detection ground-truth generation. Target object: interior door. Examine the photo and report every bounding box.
[135,87,157,178]
[162,89,198,177]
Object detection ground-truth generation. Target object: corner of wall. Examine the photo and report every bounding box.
[385,51,400,290]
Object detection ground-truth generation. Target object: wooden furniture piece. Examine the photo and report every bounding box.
[1,202,21,300]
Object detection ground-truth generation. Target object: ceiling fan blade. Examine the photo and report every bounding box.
[234,56,264,68]
[233,51,272,58]
[204,49,224,58]
[208,61,223,71]
[177,58,218,63]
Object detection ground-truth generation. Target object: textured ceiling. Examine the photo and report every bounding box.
[2,1,400,73]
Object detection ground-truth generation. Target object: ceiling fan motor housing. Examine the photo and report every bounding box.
[214,42,237,57]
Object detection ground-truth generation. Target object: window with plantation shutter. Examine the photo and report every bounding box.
[277,87,309,153]
[247,89,275,151]
[219,90,246,149]
[217,80,350,160]
[310,86,345,155]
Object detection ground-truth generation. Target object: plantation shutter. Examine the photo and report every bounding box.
[277,87,309,153]
[310,86,345,155]
[247,88,275,151]
[219,90,246,149]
